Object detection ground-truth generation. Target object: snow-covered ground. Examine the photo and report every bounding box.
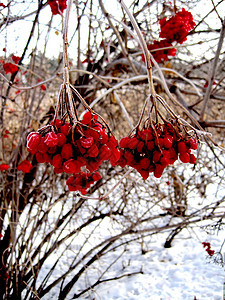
[40,223,224,300]
[87,230,224,300]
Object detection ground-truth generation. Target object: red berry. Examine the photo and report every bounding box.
[124,150,134,164]
[87,144,99,157]
[80,136,94,148]
[147,141,155,151]
[60,123,71,136]
[27,132,41,152]
[139,169,149,180]
[99,145,111,160]
[57,133,67,146]
[63,159,80,174]
[119,137,129,148]
[178,141,187,154]
[51,119,63,128]
[99,130,109,144]
[92,172,101,181]
[137,141,144,152]
[127,137,139,149]
[61,143,73,159]
[188,138,198,150]
[17,160,32,173]
[179,152,190,163]
[86,160,101,172]
[110,148,121,164]
[38,137,49,153]
[163,136,173,148]
[153,151,161,163]
[52,154,63,169]
[140,157,150,169]
[48,146,57,154]
[189,153,196,164]
[82,111,92,124]
[44,132,58,147]
[107,136,118,148]
[154,164,164,178]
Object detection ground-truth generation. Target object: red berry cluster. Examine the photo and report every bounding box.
[0,163,9,171]
[1,55,21,74]
[17,160,33,173]
[142,40,176,63]
[116,123,198,180]
[143,8,195,64]
[159,8,196,44]
[202,242,215,256]
[26,111,120,194]
[47,0,67,15]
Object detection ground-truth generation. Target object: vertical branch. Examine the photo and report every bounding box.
[63,0,73,84]
[199,18,225,121]
[118,0,155,97]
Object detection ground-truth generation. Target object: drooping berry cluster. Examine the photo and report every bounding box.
[116,122,198,180]
[47,0,67,15]
[159,8,196,44]
[26,111,120,194]
[202,242,215,256]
